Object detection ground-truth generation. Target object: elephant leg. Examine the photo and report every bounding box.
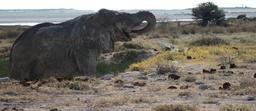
[10,60,37,81]
[74,50,97,76]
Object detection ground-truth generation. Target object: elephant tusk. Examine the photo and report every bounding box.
[131,21,148,32]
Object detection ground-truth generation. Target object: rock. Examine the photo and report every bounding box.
[186,65,203,74]
[119,71,145,82]
[168,86,177,89]
[195,81,204,85]
[220,65,226,69]
[203,68,216,74]
[203,69,211,73]
[74,76,90,81]
[222,82,231,90]
[136,74,148,80]
[113,79,124,87]
[187,56,192,60]
[156,77,167,81]
[223,71,234,76]
[50,108,61,111]
[123,84,135,88]
[230,63,237,68]
[164,47,172,51]
[247,96,256,101]
[168,74,180,80]
[0,77,10,82]
[180,85,189,89]
[199,84,209,90]
[101,74,114,80]
[254,73,256,78]
[133,81,146,87]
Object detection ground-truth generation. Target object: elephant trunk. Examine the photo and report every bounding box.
[131,11,156,33]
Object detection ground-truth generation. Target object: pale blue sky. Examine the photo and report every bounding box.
[0,0,255,10]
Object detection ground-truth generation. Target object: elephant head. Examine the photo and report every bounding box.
[96,9,156,41]
[91,9,156,52]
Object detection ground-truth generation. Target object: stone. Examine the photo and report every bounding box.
[199,84,209,90]
[0,77,10,82]
[113,79,124,87]
[186,65,203,74]
[50,108,61,111]
[203,69,211,73]
[180,85,189,89]
[195,81,204,85]
[119,71,145,82]
[136,74,148,80]
[74,76,90,81]
[168,74,180,80]
[133,81,146,87]
[168,86,177,89]
[123,84,135,88]
[247,96,256,101]
[101,74,114,80]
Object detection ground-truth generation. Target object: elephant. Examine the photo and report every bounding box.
[9,9,156,81]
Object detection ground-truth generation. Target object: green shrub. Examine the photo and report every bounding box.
[0,58,9,77]
[192,2,225,26]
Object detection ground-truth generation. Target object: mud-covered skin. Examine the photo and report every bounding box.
[10,9,156,80]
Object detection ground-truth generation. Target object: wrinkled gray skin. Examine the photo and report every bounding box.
[10,9,156,81]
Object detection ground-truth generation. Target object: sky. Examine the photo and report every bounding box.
[0,0,255,10]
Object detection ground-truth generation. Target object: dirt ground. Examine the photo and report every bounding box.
[1,62,256,111]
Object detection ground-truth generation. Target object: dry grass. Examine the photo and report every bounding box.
[0,82,35,102]
[90,94,156,107]
[153,104,198,111]
[234,78,256,95]
[190,36,229,46]
[156,63,179,75]
[45,80,91,90]
[220,104,256,111]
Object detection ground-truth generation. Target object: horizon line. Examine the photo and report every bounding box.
[0,6,255,11]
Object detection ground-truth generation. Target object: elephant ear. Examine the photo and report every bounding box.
[97,31,114,53]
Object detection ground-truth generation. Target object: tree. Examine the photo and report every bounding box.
[192,2,225,26]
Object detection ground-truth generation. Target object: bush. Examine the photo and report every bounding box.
[192,2,225,26]
[0,58,9,77]
[156,63,179,75]
[190,36,229,46]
